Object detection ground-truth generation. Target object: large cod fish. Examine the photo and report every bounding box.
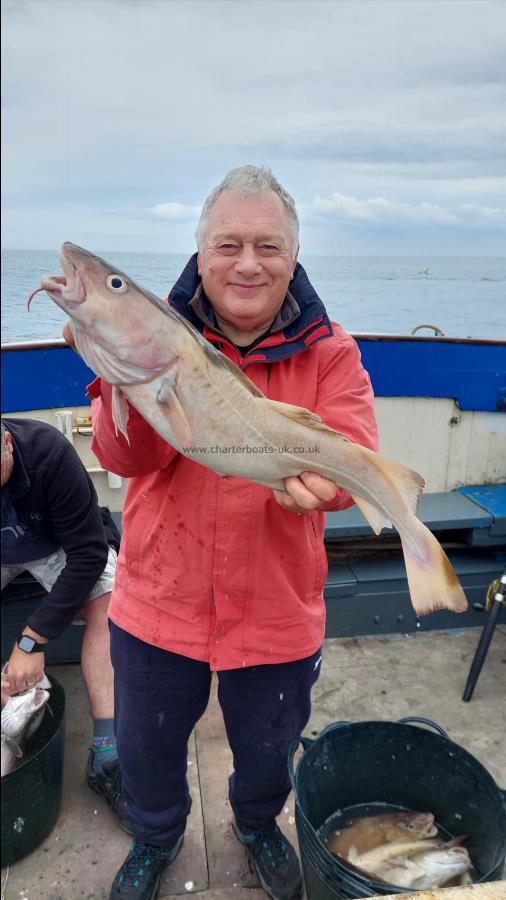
[29,242,468,617]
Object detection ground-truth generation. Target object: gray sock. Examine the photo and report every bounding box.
[92,718,117,773]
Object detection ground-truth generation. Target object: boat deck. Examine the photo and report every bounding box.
[2,628,505,900]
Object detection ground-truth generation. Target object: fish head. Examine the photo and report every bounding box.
[414,846,471,881]
[29,243,178,372]
[44,242,153,335]
[386,811,438,840]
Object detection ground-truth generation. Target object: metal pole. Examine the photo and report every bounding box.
[462,572,505,702]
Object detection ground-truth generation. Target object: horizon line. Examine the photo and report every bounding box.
[1,246,505,260]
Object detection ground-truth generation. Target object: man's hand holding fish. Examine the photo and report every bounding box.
[3,626,46,695]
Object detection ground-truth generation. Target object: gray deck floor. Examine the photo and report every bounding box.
[2,627,505,900]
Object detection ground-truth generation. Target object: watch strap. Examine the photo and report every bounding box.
[17,635,46,653]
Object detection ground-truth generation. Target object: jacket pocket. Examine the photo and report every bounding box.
[123,494,155,582]
[308,514,328,596]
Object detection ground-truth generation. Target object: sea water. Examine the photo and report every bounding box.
[2,249,505,343]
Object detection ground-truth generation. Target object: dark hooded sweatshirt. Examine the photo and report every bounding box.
[1,417,111,639]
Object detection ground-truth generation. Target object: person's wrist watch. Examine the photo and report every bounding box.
[17,635,46,654]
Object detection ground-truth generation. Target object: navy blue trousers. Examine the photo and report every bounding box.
[110,622,322,847]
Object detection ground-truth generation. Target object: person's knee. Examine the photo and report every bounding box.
[79,591,112,623]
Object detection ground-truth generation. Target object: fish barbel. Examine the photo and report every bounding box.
[1,687,50,776]
[325,811,438,859]
[29,242,468,617]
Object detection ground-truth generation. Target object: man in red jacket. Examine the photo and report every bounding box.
[73,165,379,900]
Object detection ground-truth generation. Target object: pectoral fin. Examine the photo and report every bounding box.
[156,378,193,447]
[112,387,130,444]
[4,737,23,759]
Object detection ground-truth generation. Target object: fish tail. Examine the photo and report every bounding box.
[400,518,468,616]
[347,447,467,616]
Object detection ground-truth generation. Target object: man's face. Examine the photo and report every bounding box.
[197,190,298,338]
[1,432,14,487]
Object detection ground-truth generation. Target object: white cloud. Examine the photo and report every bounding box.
[456,203,506,227]
[2,0,506,252]
[304,193,506,228]
[146,202,202,221]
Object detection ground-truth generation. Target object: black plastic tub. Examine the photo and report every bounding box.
[1,675,66,867]
[288,717,506,899]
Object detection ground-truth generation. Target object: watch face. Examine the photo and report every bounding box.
[18,635,36,652]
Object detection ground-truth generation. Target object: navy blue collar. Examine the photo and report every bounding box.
[168,254,334,364]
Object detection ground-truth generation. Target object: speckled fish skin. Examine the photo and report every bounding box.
[31,242,469,618]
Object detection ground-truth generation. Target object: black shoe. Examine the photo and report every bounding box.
[233,820,303,900]
[86,751,133,835]
[110,836,184,899]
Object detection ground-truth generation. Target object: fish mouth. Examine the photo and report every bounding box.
[28,244,87,311]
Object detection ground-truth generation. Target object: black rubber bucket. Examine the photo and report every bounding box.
[1,674,66,867]
[288,717,506,899]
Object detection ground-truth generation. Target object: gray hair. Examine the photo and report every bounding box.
[1,422,7,454]
[196,165,299,250]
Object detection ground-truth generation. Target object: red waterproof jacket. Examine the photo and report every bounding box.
[89,258,379,669]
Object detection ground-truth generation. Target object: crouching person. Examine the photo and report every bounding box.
[0,417,130,833]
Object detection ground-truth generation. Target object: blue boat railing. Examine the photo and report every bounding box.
[2,334,505,414]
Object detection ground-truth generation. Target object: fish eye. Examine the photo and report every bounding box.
[106,274,128,293]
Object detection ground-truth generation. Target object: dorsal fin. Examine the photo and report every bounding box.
[201,342,265,398]
[266,398,338,433]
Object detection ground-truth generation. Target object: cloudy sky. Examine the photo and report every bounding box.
[2,0,505,255]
